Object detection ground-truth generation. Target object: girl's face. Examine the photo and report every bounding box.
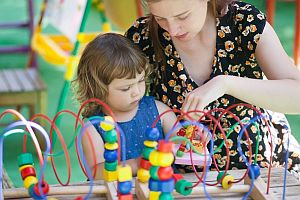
[106,71,146,113]
[148,0,209,41]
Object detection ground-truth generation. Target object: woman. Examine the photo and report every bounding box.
[125,0,300,173]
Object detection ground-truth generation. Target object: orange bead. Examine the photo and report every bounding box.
[158,166,173,180]
[157,140,174,153]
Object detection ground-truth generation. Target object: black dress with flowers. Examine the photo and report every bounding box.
[125,1,300,173]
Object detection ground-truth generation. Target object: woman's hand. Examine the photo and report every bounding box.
[181,75,227,120]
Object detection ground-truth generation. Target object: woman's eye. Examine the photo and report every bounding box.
[178,15,189,20]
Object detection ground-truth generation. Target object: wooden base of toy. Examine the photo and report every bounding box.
[135,169,278,200]
[3,168,300,199]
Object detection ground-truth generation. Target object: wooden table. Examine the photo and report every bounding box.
[3,167,300,199]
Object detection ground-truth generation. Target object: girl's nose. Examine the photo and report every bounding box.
[167,21,180,36]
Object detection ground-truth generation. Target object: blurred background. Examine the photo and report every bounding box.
[0,0,299,187]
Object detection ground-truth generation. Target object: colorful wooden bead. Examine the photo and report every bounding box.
[149,191,161,200]
[103,169,118,182]
[117,165,132,182]
[176,150,184,157]
[104,149,118,162]
[118,193,133,200]
[100,116,114,131]
[20,166,36,180]
[149,151,174,167]
[137,168,150,183]
[18,153,33,167]
[144,140,158,148]
[173,174,184,183]
[146,127,160,141]
[160,179,175,193]
[140,158,151,170]
[157,141,174,153]
[104,129,117,143]
[104,160,118,171]
[33,181,49,196]
[217,171,226,183]
[19,164,33,171]
[28,184,43,200]
[149,178,161,191]
[142,146,154,160]
[118,181,132,194]
[24,176,38,189]
[175,179,193,196]
[149,166,160,180]
[248,163,260,179]
[221,174,234,189]
[104,142,119,150]
[159,192,174,200]
[158,166,173,180]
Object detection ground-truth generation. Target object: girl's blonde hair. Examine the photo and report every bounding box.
[73,33,150,118]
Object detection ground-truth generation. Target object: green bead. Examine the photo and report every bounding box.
[149,166,159,180]
[104,160,118,171]
[159,192,174,200]
[176,150,184,157]
[142,147,154,160]
[217,171,226,182]
[175,179,192,196]
[104,129,117,143]
[18,153,33,167]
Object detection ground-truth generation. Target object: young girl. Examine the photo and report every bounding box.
[72,33,178,179]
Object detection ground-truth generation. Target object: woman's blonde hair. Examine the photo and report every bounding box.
[73,33,150,117]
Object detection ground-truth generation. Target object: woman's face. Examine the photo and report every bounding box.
[148,0,209,41]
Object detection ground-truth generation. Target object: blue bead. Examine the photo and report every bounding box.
[104,149,118,162]
[146,127,160,141]
[160,179,175,193]
[149,178,162,191]
[118,181,132,194]
[248,163,260,179]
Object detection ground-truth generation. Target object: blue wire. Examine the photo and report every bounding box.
[282,126,290,200]
[1,121,51,199]
[237,115,268,200]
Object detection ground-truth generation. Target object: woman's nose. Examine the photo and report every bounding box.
[167,21,180,36]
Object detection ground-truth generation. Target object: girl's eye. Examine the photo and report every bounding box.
[139,78,145,83]
[120,87,130,92]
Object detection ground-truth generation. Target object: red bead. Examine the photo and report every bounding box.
[173,174,184,183]
[118,193,133,200]
[74,196,84,200]
[34,181,49,196]
[140,158,151,170]
[21,166,36,180]
[157,140,174,153]
[158,166,173,180]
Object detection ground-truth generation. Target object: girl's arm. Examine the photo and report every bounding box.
[155,100,180,137]
[182,22,300,115]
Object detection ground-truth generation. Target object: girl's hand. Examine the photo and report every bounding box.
[181,75,227,120]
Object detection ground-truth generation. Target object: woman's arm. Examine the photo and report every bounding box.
[226,22,300,113]
[182,22,300,114]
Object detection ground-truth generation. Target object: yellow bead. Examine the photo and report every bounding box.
[100,116,115,131]
[19,164,33,171]
[117,165,132,182]
[149,191,160,200]
[104,142,119,150]
[222,175,234,189]
[149,151,174,167]
[137,168,150,183]
[103,168,118,182]
[144,140,158,148]
[23,176,38,189]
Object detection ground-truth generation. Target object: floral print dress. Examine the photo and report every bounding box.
[125,1,300,174]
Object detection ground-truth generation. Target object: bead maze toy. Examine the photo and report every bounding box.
[0,98,294,199]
